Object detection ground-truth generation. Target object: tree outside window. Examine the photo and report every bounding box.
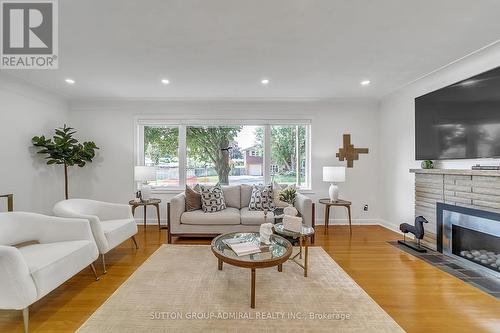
[142,123,309,188]
[256,125,307,186]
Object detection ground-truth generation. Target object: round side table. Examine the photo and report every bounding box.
[318,198,352,235]
[129,198,162,230]
[273,223,315,277]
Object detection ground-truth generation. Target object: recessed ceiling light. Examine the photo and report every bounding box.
[261,79,269,85]
[360,80,371,86]
[65,78,75,84]
[161,79,170,84]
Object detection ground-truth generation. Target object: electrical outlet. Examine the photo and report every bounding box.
[363,204,369,211]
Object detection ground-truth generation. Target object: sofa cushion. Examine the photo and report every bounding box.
[249,184,275,211]
[240,184,253,208]
[200,184,227,213]
[185,184,202,212]
[19,240,97,299]
[181,208,240,225]
[222,185,240,209]
[101,219,138,251]
[240,207,275,226]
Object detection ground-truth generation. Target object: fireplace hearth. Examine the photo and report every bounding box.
[437,203,500,278]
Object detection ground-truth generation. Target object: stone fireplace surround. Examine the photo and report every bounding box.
[410,168,500,250]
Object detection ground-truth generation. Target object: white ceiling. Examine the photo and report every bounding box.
[4,0,500,100]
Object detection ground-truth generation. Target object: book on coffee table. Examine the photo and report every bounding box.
[223,239,261,256]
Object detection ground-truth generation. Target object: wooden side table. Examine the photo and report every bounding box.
[318,198,352,234]
[129,198,162,230]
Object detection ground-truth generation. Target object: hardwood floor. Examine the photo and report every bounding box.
[1,225,499,332]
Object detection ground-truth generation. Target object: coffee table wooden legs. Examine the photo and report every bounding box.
[299,236,303,259]
[304,238,309,277]
[251,268,256,309]
[278,264,282,272]
[216,260,257,308]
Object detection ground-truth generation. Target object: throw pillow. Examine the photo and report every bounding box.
[185,184,202,212]
[272,181,296,208]
[200,183,227,213]
[249,184,275,211]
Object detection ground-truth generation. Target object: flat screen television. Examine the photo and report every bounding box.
[415,66,500,160]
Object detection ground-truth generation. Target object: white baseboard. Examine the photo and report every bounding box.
[377,218,401,234]
[135,217,404,236]
[315,217,405,236]
[134,218,167,225]
[314,218,381,226]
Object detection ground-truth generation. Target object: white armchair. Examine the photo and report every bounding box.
[0,212,99,333]
[53,199,138,274]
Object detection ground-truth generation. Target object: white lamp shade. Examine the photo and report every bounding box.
[323,166,345,183]
[134,166,156,182]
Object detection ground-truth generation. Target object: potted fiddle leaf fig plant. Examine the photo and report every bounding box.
[32,125,99,199]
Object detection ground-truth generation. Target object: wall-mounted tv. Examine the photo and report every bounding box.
[415,66,500,160]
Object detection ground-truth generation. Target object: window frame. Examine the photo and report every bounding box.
[135,118,312,193]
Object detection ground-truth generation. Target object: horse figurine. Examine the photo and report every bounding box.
[398,216,428,252]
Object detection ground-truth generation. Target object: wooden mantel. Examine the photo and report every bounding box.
[410,169,500,250]
[410,168,500,177]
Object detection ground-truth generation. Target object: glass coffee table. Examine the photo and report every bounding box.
[273,223,315,277]
[211,232,292,308]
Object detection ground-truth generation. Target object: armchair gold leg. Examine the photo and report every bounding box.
[131,235,139,249]
[90,264,100,281]
[22,307,29,333]
[102,254,107,274]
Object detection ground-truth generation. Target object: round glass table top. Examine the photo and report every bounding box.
[128,198,161,205]
[211,232,292,265]
[273,223,315,238]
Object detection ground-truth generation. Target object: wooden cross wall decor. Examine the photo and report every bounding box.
[336,134,369,168]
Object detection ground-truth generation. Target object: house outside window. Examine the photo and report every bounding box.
[270,164,280,174]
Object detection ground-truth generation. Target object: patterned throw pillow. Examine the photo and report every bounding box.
[200,184,227,213]
[248,184,275,211]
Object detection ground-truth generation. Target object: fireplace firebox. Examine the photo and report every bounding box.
[437,203,500,278]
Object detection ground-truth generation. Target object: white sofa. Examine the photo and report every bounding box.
[0,212,99,333]
[53,199,138,274]
[167,184,314,243]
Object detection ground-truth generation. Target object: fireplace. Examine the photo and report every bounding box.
[437,203,500,277]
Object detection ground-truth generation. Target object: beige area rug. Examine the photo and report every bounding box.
[78,245,404,332]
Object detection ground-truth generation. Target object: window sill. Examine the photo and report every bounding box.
[151,187,315,195]
[151,188,184,194]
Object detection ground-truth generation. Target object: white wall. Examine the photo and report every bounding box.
[68,99,380,225]
[0,74,68,214]
[379,42,500,231]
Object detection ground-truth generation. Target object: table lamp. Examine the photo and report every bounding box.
[134,166,156,200]
[322,166,345,202]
